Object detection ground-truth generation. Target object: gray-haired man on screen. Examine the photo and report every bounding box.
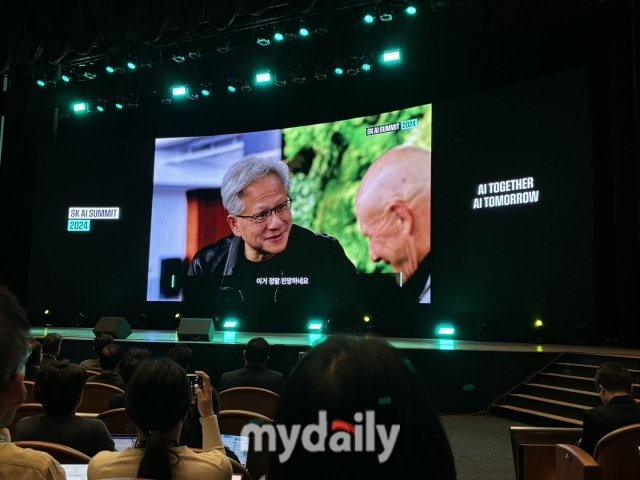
[184,156,363,303]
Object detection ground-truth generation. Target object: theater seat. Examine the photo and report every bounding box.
[8,403,44,437]
[219,387,279,419]
[78,383,124,414]
[24,381,37,404]
[96,408,132,435]
[229,457,252,480]
[13,441,91,464]
[555,423,640,480]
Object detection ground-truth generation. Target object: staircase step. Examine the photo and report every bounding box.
[562,353,640,371]
[550,362,640,381]
[506,393,589,420]
[536,373,640,396]
[493,404,583,427]
[518,383,602,408]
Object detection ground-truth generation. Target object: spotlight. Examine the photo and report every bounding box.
[383,50,401,62]
[299,25,310,37]
[308,320,324,331]
[172,53,186,63]
[187,47,202,60]
[126,55,139,70]
[160,95,172,104]
[72,102,87,112]
[256,71,271,83]
[114,97,125,109]
[346,57,359,76]
[36,78,46,87]
[292,65,306,84]
[223,318,238,329]
[257,28,271,46]
[334,62,344,75]
[172,85,187,96]
[126,95,139,109]
[406,5,417,14]
[106,60,124,74]
[187,90,199,100]
[273,69,288,86]
[216,37,231,54]
[227,78,239,93]
[533,319,546,344]
[96,100,106,112]
[240,80,252,93]
[379,6,393,21]
[315,63,328,80]
[200,83,211,96]
[274,31,284,42]
[61,70,72,82]
[76,63,97,80]
[364,7,376,23]
[437,325,455,335]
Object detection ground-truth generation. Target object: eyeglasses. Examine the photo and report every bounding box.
[235,195,293,224]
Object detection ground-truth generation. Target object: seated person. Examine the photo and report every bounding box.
[220,337,284,395]
[40,333,62,367]
[87,343,127,391]
[169,345,193,371]
[265,336,457,480]
[80,333,114,373]
[24,336,42,381]
[577,362,640,455]
[88,359,232,480]
[0,285,65,479]
[108,348,152,410]
[13,361,115,457]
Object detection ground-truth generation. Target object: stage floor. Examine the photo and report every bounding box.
[29,327,640,356]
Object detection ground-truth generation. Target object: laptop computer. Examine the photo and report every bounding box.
[112,434,137,452]
[232,475,243,480]
[61,464,88,480]
[221,433,250,467]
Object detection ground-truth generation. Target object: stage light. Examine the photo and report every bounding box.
[299,27,309,37]
[361,55,373,71]
[114,98,124,109]
[172,54,186,63]
[241,80,252,92]
[106,65,115,73]
[105,60,124,74]
[315,63,328,80]
[223,320,238,328]
[534,319,544,328]
[160,95,172,104]
[379,7,393,21]
[406,5,417,14]
[383,50,401,62]
[257,28,271,46]
[73,102,86,112]
[61,72,72,82]
[96,100,106,112]
[187,47,202,60]
[216,37,231,54]
[126,55,139,70]
[228,84,237,93]
[334,62,344,75]
[172,86,187,96]
[274,31,284,41]
[364,8,375,23]
[438,327,455,335]
[292,65,306,84]
[363,315,371,323]
[201,84,211,96]
[308,321,323,331]
[256,72,271,83]
[533,319,546,343]
[346,57,359,76]
[126,95,139,109]
[274,69,288,86]
[44,309,50,315]
[36,79,46,87]
[174,312,181,319]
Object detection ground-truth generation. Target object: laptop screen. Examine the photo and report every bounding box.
[61,464,88,480]
[221,433,250,467]
[232,475,243,480]
[112,434,137,452]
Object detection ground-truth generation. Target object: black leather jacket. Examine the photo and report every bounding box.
[182,224,364,303]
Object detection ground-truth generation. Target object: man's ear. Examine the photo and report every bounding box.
[7,370,26,408]
[227,215,242,236]
[387,203,414,235]
[242,350,247,361]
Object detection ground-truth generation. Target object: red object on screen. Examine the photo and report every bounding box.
[186,189,232,261]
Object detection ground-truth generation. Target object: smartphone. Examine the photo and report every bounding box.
[187,374,203,394]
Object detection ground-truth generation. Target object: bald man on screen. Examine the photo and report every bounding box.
[355,145,432,303]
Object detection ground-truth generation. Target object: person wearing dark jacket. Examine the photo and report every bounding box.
[577,362,640,456]
[183,156,363,304]
[86,344,127,391]
[220,337,284,395]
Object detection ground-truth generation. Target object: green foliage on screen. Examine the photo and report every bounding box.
[283,104,432,273]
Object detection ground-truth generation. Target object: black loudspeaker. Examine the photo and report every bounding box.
[177,318,214,342]
[93,317,132,339]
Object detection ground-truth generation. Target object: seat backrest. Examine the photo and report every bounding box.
[8,403,45,437]
[24,381,37,404]
[593,423,640,480]
[96,408,133,435]
[13,441,92,464]
[219,387,279,419]
[78,383,123,414]
[229,457,253,480]
[218,410,273,480]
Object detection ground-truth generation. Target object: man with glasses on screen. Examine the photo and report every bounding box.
[355,145,432,303]
[183,156,363,304]
[0,285,66,479]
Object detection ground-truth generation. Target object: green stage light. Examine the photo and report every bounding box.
[334,66,344,75]
[36,79,46,87]
[299,27,309,37]
[172,86,187,96]
[256,72,271,83]
[362,63,371,71]
[308,321,323,331]
[106,65,115,73]
[115,102,124,109]
[406,6,417,14]
[436,324,455,336]
[73,102,86,112]
[96,104,105,112]
[274,32,284,41]
[201,88,210,96]
[223,320,238,328]
[61,74,71,83]
[127,61,137,70]
[228,85,237,93]
[364,13,374,23]
[383,50,401,62]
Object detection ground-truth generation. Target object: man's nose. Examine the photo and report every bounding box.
[267,211,284,228]
[369,244,381,263]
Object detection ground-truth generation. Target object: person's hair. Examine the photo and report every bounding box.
[93,333,114,355]
[595,363,633,394]
[26,336,42,367]
[98,343,123,370]
[34,361,86,416]
[246,337,270,364]
[125,358,192,480]
[42,333,62,355]
[267,336,457,480]
[221,156,291,216]
[119,348,152,385]
[0,285,30,393]
[168,345,192,370]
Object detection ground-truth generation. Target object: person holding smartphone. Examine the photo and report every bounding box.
[88,359,232,480]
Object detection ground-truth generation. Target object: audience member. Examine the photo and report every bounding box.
[168,345,193,371]
[577,362,640,455]
[0,285,66,479]
[40,333,62,367]
[80,333,114,373]
[220,337,284,394]
[24,336,42,381]
[108,348,152,410]
[266,336,457,480]
[14,361,115,457]
[88,359,232,480]
[86,344,127,391]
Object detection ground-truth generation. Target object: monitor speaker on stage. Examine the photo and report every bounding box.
[93,317,132,340]
[177,318,214,342]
